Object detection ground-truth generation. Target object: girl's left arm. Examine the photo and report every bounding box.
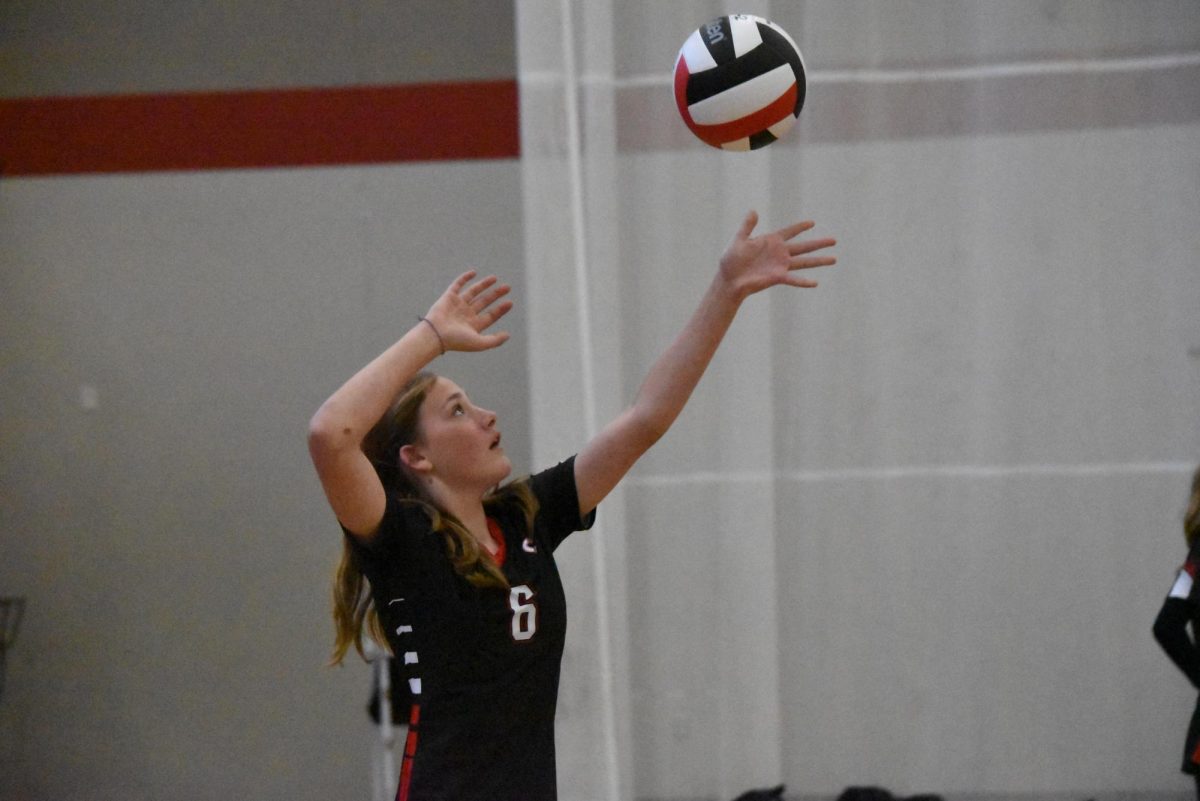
[1154,595,1200,688]
[573,211,836,517]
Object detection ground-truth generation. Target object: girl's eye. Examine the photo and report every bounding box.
[452,404,465,416]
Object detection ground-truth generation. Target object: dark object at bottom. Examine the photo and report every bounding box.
[838,787,944,801]
[731,785,786,801]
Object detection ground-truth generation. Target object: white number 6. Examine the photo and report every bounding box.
[509,585,537,642]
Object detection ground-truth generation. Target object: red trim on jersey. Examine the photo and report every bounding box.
[397,704,421,801]
[487,517,507,568]
[1192,737,1200,766]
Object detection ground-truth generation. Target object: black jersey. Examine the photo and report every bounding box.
[347,457,595,801]
[1154,537,1200,775]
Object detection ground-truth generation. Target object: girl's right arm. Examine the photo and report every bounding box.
[307,271,513,537]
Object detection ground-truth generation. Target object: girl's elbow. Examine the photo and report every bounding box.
[307,413,352,455]
[1153,613,1175,645]
[1153,601,1186,644]
[1152,617,1168,646]
[307,413,332,446]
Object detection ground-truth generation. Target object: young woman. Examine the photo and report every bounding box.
[307,211,836,801]
[1154,466,1200,797]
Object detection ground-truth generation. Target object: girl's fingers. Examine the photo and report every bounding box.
[473,283,511,311]
[789,237,837,256]
[450,270,478,293]
[790,255,837,271]
[463,274,498,301]
[736,210,760,240]
[775,220,816,241]
[484,299,514,324]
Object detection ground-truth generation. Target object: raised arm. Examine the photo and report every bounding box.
[573,211,836,516]
[307,271,513,536]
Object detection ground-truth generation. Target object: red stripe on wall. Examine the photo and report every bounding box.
[0,80,519,176]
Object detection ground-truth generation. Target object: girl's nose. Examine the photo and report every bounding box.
[481,408,497,428]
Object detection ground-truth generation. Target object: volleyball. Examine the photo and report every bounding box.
[673,14,807,151]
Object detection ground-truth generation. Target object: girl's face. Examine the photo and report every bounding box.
[415,377,511,491]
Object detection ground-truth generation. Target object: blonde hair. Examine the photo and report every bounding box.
[1185,465,1200,549]
[329,372,537,665]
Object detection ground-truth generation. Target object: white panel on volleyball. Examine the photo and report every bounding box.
[729,14,764,57]
[678,30,716,73]
[686,63,796,125]
[767,115,797,140]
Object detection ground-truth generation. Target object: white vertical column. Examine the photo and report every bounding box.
[515,1,627,799]
[710,2,785,793]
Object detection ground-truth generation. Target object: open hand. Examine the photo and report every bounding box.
[423,270,514,352]
[718,210,836,299]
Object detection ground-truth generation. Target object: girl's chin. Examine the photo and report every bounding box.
[489,454,513,484]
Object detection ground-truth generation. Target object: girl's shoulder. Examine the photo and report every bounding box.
[349,492,438,559]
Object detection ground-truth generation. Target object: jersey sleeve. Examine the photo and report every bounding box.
[1170,540,1200,602]
[1154,539,1200,688]
[343,490,433,564]
[528,455,596,553]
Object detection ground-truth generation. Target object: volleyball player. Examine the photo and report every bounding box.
[308,211,836,800]
[1154,466,1200,797]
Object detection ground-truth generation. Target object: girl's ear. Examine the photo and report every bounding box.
[399,443,432,474]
